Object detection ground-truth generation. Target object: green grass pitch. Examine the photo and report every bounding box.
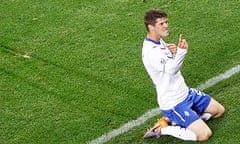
[0,0,239,143]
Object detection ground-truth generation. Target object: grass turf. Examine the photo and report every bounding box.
[0,0,239,143]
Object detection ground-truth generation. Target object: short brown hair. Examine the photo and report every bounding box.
[144,9,167,32]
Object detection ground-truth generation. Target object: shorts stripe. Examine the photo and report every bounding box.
[173,108,185,122]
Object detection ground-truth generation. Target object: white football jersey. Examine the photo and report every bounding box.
[142,38,189,110]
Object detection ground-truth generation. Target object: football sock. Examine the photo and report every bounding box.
[200,113,212,121]
[161,126,197,141]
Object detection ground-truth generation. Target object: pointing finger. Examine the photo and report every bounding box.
[179,34,182,42]
[178,34,183,47]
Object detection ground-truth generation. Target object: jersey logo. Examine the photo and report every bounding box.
[152,46,166,50]
[184,111,190,117]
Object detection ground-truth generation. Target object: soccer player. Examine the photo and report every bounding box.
[142,8,225,141]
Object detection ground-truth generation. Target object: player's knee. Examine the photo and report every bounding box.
[216,104,225,117]
[220,105,225,115]
[198,129,212,141]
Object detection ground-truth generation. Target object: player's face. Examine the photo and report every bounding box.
[152,17,169,38]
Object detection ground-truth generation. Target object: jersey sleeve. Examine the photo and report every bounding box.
[149,48,188,75]
[164,48,188,75]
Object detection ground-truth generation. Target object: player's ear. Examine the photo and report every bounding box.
[148,25,154,32]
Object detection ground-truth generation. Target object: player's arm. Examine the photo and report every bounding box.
[148,35,188,74]
[164,35,188,75]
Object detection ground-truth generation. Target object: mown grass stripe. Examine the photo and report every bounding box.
[88,64,240,144]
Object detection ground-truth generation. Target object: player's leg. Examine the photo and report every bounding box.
[161,125,197,141]
[187,118,212,141]
[144,117,197,141]
[159,90,213,141]
[187,89,224,140]
[159,104,201,141]
[144,89,224,141]
[144,117,211,141]
[190,88,224,121]
[161,113,213,141]
[204,98,225,118]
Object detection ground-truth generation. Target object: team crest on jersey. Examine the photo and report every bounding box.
[160,58,166,64]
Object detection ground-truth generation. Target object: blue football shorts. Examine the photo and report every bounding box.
[161,88,211,128]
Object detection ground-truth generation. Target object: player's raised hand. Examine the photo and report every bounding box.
[178,34,188,49]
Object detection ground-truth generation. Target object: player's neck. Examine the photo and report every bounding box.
[147,33,161,42]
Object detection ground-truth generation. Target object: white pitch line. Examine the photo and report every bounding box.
[197,64,240,90]
[88,64,240,144]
